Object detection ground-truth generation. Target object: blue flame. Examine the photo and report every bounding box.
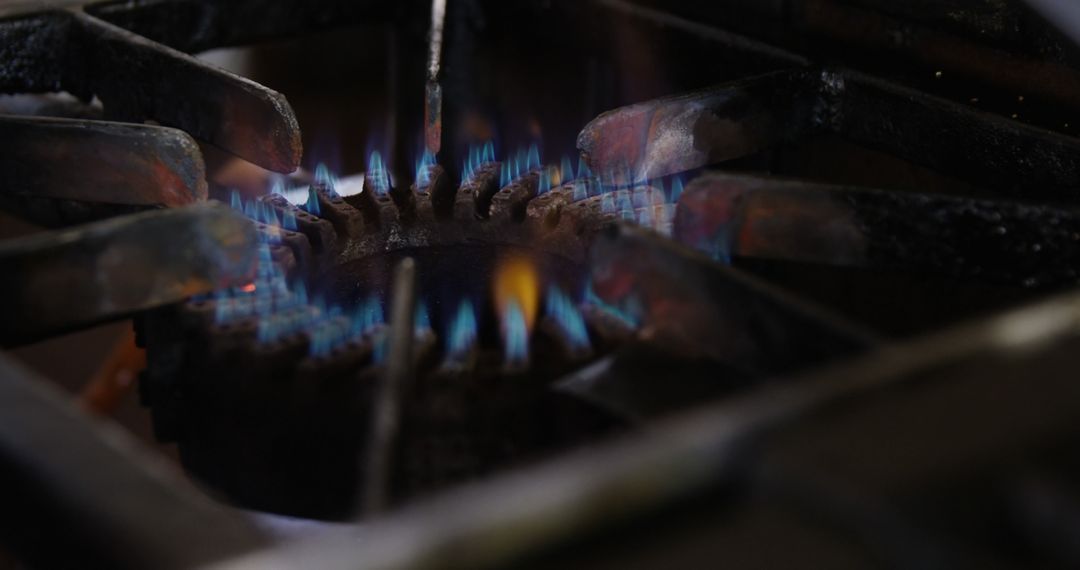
[260,288,307,342]
[214,289,233,323]
[670,177,684,203]
[303,186,321,216]
[561,156,574,183]
[468,145,479,170]
[372,331,388,364]
[637,205,654,227]
[615,190,633,210]
[538,169,551,195]
[255,201,268,225]
[415,301,431,332]
[270,265,288,291]
[601,192,616,213]
[311,296,328,319]
[503,300,529,366]
[314,163,331,185]
[293,280,308,306]
[256,242,273,274]
[462,141,496,184]
[332,316,352,353]
[462,149,477,184]
[601,169,620,191]
[584,279,639,328]
[308,323,327,356]
[257,314,279,343]
[230,190,243,211]
[547,286,590,352]
[351,296,384,336]
[527,144,541,171]
[289,306,314,337]
[253,291,272,319]
[335,315,352,345]
[592,179,607,198]
[243,198,257,220]
[498,145,543,188]
[367,151,390,196]
[415,149,436,188]
[616,191,635,220]
[651,177,665,197]
[282,209,298,231]
[216,262,335,348]
[462,160,473,185]
[231,296,252,321]
[500,161,512,188]
[213,234,448,359]
[595,162,640,191]
[447,299,477,358]
[278,185,310,206]
[462,145,475,183]
[314,163,338,197]
[576,157,592,180]
[632,187,655,208]
[309,312,352,358]
[272,285,295,311]
[712,232,732,265]
[264,203,281,228]
[572,181,588,202]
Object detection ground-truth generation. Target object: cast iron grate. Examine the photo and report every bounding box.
[4,1,1080,569]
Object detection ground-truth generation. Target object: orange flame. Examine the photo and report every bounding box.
[494,255,539,331]
[550,165,563,187]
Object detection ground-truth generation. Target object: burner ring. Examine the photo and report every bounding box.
[140,162,638,520]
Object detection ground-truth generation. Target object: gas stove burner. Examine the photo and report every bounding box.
[141,137,868,518]
[8,1,1080,569]
[141,158,642,519]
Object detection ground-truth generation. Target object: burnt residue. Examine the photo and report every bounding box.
[0,194,158,229]
[67,11,302,173]
[0,203,257,345]
[0,5,302,173]
[624,0,1080,135]
[422,165,456,220]
[0,115,207,210]
[86,0,396,54]
[849,188,1080,289]
[465,162,503,220]
[590,223,877,375]
[834,71,1080,202]
[582,67,1080,204]
[678,172,1080,289]
[577,69,820,183]
[0,12,70,94]
[489,170,539,222]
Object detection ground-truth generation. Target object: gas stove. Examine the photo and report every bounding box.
[4,1,1080,569]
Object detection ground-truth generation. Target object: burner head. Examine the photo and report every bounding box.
[140,161,642,519]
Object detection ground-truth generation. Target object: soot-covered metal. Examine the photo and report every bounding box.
[5,1,1080,569]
